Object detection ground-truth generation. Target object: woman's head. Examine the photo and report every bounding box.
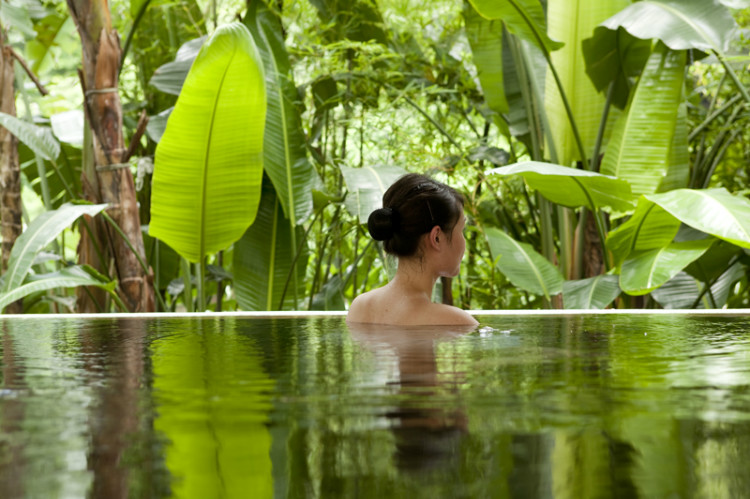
[367,173,464,258]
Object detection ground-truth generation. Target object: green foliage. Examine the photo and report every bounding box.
[485,227,563,300]
[563,275,621,309]
[488,161,634,211]
[7,0,750,312]
[149,22,266,264]
[2,203,107,293]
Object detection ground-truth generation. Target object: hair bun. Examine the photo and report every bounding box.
[368,207,398,241]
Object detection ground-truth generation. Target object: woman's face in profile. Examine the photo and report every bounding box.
[443,215,466,277]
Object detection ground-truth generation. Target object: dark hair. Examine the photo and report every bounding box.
[367,173,464,257]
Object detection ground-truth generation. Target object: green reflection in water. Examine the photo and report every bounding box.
[2,314,750,498]
[151,317,274,498]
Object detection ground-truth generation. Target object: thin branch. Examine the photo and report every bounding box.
[9,47,48,96]
[124,110,149,161]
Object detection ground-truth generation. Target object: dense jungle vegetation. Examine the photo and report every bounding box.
[1,0,750,313]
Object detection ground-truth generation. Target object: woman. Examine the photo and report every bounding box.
[347,173,477,326]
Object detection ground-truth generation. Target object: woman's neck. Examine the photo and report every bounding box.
[390,257,438,301]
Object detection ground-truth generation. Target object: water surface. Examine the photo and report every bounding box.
[1,313,750,497]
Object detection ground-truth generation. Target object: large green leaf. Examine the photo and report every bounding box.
[600,43,686,196]
[652,263,745,309]
[562,274,620,309]
[0,266,115,313]
[0,112,60,161]
[658,96,689,192]
[150,23,266,263]
[487,161,634,211]
[340,165,408,224]
[582,26,652,110]
[485,227,563,299]
[20,141,83,209]
[620,239,714,296]
[600,0,736,53]
[464,5,508,117]
[3,203,107,293]
[245,1,314,226]
[233,178,306,311]
[606,196,681,268]
[468,0,564,55]
[645,188,750,249]
[544,0,629,165]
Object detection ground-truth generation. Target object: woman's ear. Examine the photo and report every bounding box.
[428,225,441,250]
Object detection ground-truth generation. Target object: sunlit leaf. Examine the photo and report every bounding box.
[0,266,115,313]
[600,0,736,53]
[341,165,408,224]
[563,274,620,309]
[0,112,60,161]
[620,239,714,295]
[150,23,265,263]
[487,161,634,211]
[600,43,686,196]
[3,203,108,293]
[486,227,563,299]
[544,0,629,165]
[468,0,564,55]
[606,196,681,268]
[645,188,750,249]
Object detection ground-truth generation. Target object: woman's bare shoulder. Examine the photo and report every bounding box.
[346,289,382,323]
[428,303,478,326]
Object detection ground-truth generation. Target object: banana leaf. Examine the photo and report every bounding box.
[487,161,634,211]
[600,0,736,53]
[245,0,314,226]
[645,188,750,249]
[464,5,508,117]
[467,0,564,55]
[20,141,82,208]
[582,26,652,110]
[562,274,620,309]
[0,266,116,313]
[150,23,266,263]
[619,239,714,295]
[0,112,59,161]
[600,43,686,196]
[485,227,563,299]
[3,202,107,293]
[606,196,681,268]
[659,97,689,192]
[234,177,306,311]
[544,0,629,166]
[652,263,745,309]
[340,165,408,224]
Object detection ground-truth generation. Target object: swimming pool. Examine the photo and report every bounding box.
[1,311,749,497]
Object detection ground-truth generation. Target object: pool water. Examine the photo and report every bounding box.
[1,313,750,497]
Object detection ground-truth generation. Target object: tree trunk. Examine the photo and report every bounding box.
[0,43,23,314]
[66,0,155,312]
